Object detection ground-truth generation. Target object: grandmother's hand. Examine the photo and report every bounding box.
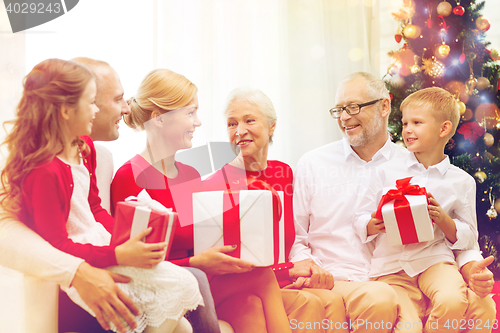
[189,245,255,275]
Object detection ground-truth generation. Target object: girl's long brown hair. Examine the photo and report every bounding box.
[0,58,94,215]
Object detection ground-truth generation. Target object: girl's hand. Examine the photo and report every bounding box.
[115,228,167,268]
[189,245,255,275]
[367,211,385,236]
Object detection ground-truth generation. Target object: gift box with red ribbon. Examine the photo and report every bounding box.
[375,177,434,246]
[192,186,286,267]
[111,191,177,259]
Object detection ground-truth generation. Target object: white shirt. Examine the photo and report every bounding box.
[94,143,114,214]
[354,153,479,278]
[290,137,409,281]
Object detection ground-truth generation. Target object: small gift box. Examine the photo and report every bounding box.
[111,190,177,259]
[192,186,286,266]
[375,177,434,246]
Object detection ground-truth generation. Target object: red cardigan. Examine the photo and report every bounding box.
[20,136,117,268]
[111,155,201,267]
[202,161,296,287]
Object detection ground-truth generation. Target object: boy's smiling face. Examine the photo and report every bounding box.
[401,106,444,154]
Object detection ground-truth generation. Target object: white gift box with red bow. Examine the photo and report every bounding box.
[192,190,285,266]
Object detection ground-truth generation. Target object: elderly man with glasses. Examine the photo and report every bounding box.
[289,72,495,332]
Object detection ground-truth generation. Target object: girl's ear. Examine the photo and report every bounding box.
[440,120,452,138]
[60,104,71,120]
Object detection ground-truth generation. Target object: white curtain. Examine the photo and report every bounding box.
[1,0,380,170]
[140,0,382,168]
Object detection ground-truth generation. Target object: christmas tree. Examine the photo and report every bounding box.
[385,0,500,278]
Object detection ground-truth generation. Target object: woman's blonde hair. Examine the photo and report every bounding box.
[125,69,198,130]
[0,58,94,215]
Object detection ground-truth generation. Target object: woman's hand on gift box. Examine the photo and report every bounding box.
[189,244,256,275]
[367,212,385,236]
[289,259,334,290]
[427,193,457,243]
[115,227,167,268]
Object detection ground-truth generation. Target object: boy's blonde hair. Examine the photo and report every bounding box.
[400,87,460,137]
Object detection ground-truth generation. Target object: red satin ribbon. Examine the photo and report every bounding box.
[375,177,427,245]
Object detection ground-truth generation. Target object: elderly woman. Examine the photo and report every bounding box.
[203,88,348,333]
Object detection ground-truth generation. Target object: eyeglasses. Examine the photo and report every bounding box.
[329,99,383,119]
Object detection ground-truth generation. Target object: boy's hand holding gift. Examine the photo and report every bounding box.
[427,192,457,243]
[367,211,386,236]
[371,177,434,246]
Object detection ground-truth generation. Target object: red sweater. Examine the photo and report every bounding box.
[202,161,296,287]
[111,155,201,267]
[20,136,117,268]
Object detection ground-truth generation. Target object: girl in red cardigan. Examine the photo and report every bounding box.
[112,68,291,333]
[0,59,202,333]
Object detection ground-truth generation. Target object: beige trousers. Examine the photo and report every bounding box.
[375,261,495,333]
[281,288,348,333]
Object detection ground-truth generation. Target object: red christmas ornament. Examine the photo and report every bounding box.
[459,53,466,64]
[437,15,449,33]
[457,121,486,143]
[427,18,433,28]
[389,93,394,101]
[453,6,465,16]
[395,34,402,43]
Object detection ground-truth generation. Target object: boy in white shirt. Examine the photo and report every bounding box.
[355,87,493,332]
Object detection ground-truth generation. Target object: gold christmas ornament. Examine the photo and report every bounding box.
[495,198,500,213]
[410,55,421,74]
[436,43,450,59]
[457,101,466,115]
[474,170,487,183]
[422,58,445,78]
[390,74,406,88]
[475,103,500,130]
[410,64,421,74]
[387,63,398,76]
[483,133,495,147]
[403,24,421,39]
[465,76,477,95]
[487,206,498,219]
[395,140,406,148]
[437,1,452,16]
[462,108,473,121]
[476,77,490,90]
[476,16,490,31]
[487,191,498,219]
